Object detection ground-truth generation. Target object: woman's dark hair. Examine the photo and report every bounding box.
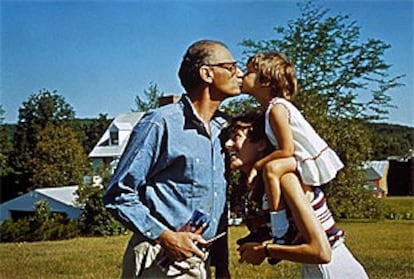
[231,110,267,143]
[231,111,273,155]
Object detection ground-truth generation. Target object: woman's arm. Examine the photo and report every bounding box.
[238,173,331,264]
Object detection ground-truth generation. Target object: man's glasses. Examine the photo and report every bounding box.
[205,61,238,76]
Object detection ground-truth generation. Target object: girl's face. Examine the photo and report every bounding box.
[225,123,264,172]
[241,63,262,97]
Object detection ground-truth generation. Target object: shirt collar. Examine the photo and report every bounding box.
[181,94,228,125]
[180,94,229,137]
[181,94,204,124]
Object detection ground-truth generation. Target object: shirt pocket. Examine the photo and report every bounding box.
[189,156,211,198]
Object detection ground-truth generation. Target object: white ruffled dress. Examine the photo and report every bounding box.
[265,97,344,186]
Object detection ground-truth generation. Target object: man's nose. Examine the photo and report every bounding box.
[236,67,244,78]
[225,139,234,150]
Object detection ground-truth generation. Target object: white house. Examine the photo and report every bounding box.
[88,96,180,174]
[0,186,82,222]
[89,112,145,173]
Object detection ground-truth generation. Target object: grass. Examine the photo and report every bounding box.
[0,235,128,279]
[226,220,414,279]
[1,220,413,279]
[337,220,414,279]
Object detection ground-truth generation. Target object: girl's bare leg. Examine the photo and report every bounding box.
[262,157,297,244]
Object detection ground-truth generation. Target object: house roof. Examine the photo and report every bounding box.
[363,160,389,180]
[115,112,145,125]
[35,185,80,207]
[89,145,124,158]
[0,186,82,222]
[0,186,80,209]
[89,112,144,158]
[113,122,133,130]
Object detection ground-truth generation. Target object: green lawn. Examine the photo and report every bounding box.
[1,220,413,279]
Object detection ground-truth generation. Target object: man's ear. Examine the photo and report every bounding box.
[199,66,213,83]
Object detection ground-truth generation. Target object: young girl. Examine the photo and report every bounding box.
[242,52,344,245]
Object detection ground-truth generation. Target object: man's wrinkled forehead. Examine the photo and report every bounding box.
[210,44,234,64]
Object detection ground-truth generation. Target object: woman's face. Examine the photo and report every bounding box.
[225,122,264,172]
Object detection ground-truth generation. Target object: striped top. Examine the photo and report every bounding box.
[310,187,345,246]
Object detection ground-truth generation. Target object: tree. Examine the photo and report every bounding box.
[133,82,164,112]
[368,123,414,159]
[221,95,259,117]
[0,106,13,178]
[72,114,112,155]
[10,89,76,192]
[238,1,403,218]
[29,125,87,188]
[241,2,403,124]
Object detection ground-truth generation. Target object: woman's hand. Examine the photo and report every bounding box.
[238,242,266,265]
[247,167,258,187]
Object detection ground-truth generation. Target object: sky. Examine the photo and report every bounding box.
[1,0,413,126]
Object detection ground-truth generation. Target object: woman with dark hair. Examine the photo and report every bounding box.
[225,111,368,279]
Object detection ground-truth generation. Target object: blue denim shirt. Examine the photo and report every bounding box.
[104,95,228,240]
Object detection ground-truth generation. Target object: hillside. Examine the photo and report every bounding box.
[368,122,414,159]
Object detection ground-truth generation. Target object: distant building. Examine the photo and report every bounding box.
[387,157,414,196]
[158,95,180,107]
[363,160,389,197]
[88,95,181,174]
[88,112,145,173]
[0,186,81,222]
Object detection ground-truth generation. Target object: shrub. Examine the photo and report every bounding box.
[0,201,80,242]
[76,184,127,236]
[0,218,31,242]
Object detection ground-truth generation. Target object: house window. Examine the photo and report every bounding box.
[109,126,119,145]
[10,210,35,221]
[110,131,119,145]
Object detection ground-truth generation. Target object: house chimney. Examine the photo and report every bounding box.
[158,95,180,107]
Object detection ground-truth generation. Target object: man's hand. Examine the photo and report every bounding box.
[157,230,208,261]
[238,242,266,265]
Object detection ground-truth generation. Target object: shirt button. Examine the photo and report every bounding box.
[196,158,200,163]
[145,231,152,237]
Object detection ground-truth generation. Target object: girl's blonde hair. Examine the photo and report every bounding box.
[247,52,298,99]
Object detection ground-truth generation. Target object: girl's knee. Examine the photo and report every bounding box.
[264,158,296,176]
[263,160,284,176]
[263,161,284,178]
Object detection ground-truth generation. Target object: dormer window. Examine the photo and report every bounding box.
[109,126,119,145]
